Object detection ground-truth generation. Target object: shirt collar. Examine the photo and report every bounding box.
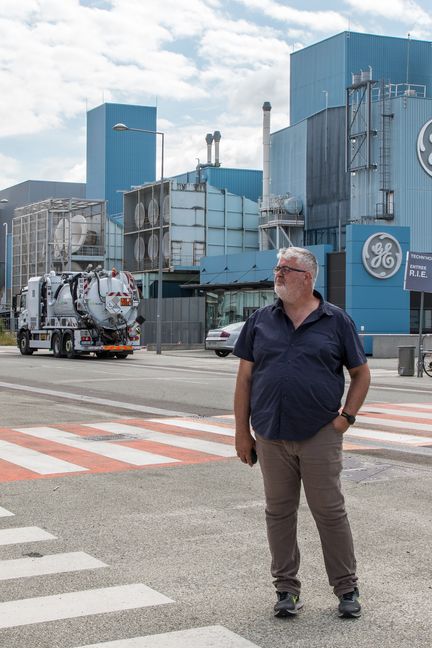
[272,290,334,317]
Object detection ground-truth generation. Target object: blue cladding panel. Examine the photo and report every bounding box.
[87,103,157,217]
[350,96,432,252]
[172,168,262,202]
[200,250,276,285]
[307,245,333,298]
[271,121,307,199]
[345,225,410,341]
[346,33,432,96]
[290,31,432,126]
[290,32,347,125]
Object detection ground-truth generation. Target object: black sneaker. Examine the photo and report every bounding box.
[274,591,303,617]
[338,588,361,618]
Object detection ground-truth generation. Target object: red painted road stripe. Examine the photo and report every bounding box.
[0,405,430,484]
[366,403,432,413]
[361,411,432,425]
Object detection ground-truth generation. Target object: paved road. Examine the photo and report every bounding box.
[0,347,431,647]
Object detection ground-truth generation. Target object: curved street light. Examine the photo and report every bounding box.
[113,123,165,354]
[1,199,9,310]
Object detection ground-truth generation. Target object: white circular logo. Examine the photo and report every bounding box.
[417,119,432,177]
[362,233,402,279]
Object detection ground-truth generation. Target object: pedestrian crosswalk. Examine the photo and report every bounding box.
[76,626,261,647]
[0,502,261,647]
[0,403,431,484]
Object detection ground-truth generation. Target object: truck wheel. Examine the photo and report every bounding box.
[115,352,129,359]
[63,332,77,359]
[215,350,230,357]
[52,332,65,358]
[18,331,34,355]
[95,351,111,359]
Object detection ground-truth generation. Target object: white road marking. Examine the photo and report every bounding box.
[356,414,432,432]
[0,381,193,417]
[14,427,179,466]
[0,527,56,546]
[0,507,14,517]
[148,418,235,438]
[84,422,236,458]
[0,552,107,581]
[0,439,87,474]
[346,428,432,445]
[383,402,432,410]
[361,406,432,419]
[0,583,174,629]
[76,625,261,647]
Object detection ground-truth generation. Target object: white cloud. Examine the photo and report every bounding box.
[0,154,21,189]
[1,0,430,189]
[234,0,351,32]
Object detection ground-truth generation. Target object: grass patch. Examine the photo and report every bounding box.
[0,320,17,345]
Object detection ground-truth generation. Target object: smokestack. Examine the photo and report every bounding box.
[213,130,221,167]
[205,133,213,165]
[262,102,272,212]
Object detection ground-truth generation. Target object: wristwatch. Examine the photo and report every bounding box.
[341,410,356,425]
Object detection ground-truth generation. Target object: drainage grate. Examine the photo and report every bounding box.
[84,434,139,442]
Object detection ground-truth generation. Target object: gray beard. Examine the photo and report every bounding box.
[274,284,289,300]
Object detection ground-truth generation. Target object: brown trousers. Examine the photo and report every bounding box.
[255,423,358,597]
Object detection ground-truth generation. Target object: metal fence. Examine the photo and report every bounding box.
[138,296,205,346]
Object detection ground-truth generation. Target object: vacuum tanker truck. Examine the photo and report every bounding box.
[16,268,143,359]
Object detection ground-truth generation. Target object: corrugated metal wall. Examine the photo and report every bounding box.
[86,103,157,217]
[306,107,350,245]
[290,32,347,125]
[139,296,205,345]
[270,120,307,199]
[172,167,262,203]
[390,97,432,252]
[290,31,432,126]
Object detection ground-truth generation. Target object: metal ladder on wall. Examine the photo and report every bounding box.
[377,80,394,219]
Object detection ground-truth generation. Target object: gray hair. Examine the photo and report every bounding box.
[277,247,319,286]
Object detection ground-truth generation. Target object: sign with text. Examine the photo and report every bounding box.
[404,251,432,293]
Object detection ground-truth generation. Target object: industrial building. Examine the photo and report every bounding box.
[0,180,86,309]
[11,198,106,298]
[1,103,157,310]
[86,103,157,218]
[198,31,432,346]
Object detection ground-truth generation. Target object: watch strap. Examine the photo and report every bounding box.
[341,410,356,425]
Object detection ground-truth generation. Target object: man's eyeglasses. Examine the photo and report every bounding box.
[273,265,307,276]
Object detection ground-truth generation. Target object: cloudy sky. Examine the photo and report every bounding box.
[1,0,431,190]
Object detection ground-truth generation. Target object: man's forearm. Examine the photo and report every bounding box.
[344,365,371,415]
[234,375,252,433]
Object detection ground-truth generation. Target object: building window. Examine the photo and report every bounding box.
[385,191,394,216]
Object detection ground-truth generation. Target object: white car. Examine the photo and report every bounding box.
[205,321,245,357]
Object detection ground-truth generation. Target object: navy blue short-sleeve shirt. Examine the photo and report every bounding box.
[233,291,367,441]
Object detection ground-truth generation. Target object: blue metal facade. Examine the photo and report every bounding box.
[86,103,157,217]
[200,244,329,297]
[172,167,263,203]
[345,225,410,352]
[270,121,307,199]
[350,96,432,252]
[290,32,432,125]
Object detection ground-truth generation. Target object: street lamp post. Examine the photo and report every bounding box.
[2,222,7,308]
[113,123,165,354]
[1,198,9,311]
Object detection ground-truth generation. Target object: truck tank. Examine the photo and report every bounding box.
[46,269,139,329]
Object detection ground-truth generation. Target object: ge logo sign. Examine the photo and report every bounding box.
[417,119,432,177]
[362,233,402,279]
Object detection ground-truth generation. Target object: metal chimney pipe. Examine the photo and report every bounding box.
[262,101,272,212]
[205,133,213,165]
[213,131,221,167]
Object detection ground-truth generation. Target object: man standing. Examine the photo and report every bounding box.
[233,247,370,619]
